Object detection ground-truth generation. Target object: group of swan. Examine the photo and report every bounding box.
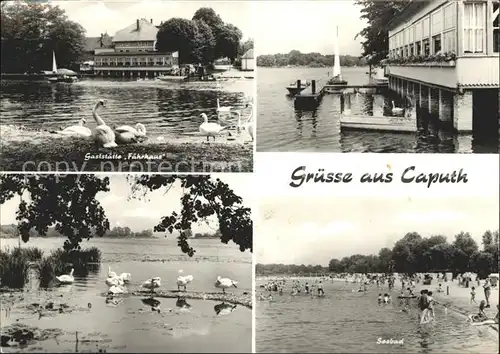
[60,99,147,148]
[200,101,254,142]
[140,271,237,294]
[106,266,132,294]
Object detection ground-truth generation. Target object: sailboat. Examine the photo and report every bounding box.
[47,51,78,83]
[325,26,348,93]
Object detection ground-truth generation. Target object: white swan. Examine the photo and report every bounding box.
[199,113,229,142]
[60,118,92,137]
[216,98,232,115]
[105,276,124,287]
[108,285,125,295]
[391,101,404,115]
[142,277,161,292]
[234,112,254,141]
[215,276,238,293]
[114,123,147,144]
[92,99,117,148]
[56,268,75,284]
[118,272,132,284]
[177,275,194,291]
[108,266,117,278]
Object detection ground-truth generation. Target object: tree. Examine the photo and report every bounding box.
[453,231,478,258]
[192,19,216,65]
[0,175,252,256]
[215,23,243,62]
[354,0,410,65]
[192,7,223,29]
[238,38,254,56]
[391,232,423,274]
[328,258,341,272]
[1,2,86,73]
[156,18,199,64]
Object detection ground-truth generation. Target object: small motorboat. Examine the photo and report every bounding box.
[48,75,78,83]
[286,80,310,95]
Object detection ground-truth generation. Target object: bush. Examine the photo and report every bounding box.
[0,248,31,288]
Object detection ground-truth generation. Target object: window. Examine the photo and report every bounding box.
[432,10,442,35]
[423,38,430,56]
[404,45,409,57]
[416,41,422,55]
[433,34,442,53]
[442,30,456,52]
[463,2,486,53]
[409,44,414,56]
[494,1,499,52]
[444,3,457,29]
[423,17,430,39]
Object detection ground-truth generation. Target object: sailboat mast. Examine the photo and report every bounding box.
[52,51,57,74]
[333,26,341,79]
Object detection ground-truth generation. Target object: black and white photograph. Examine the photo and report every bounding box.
[255,189,499,353]
[256,0,499,153]
[0,174,252,353]
[0,1,255,172]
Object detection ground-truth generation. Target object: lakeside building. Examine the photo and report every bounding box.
[240,49,255,71]
[93,18,178,77]
[386,0,499,133]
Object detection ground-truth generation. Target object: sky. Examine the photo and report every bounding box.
[256,1,367,56]
[49,0,254,40]
[0,174,253,234]
[256,195,499,266]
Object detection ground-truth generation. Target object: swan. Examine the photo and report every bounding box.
[60,118,92,137]
[142,277,161,292]
[108,285,125,295]
[114,123,147,144]
[118,273,132,284]
[199,113,229,142]
[216,98,232,115]
[391,101,404,115]
[105,276,124,287]
[234,111,254,141]
[177,275,194,291]
[215,276,238,293]
[108,266,117,278]
[92,99,117,148]
[56,268,75,284]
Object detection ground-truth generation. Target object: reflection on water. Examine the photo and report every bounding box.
[0,78,253,140]
[256,280,498,353]
[257,67,498,153]
[0,238,251,353]
[214,302,237,316]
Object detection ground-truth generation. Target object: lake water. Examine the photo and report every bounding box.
[257,67,499,153]
[256,278,498,353]
[0,237,252,353]
[0,78,253,142]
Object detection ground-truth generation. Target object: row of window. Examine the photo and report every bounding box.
[115,41,154,47]
[389,1,499,58]
[95,56,173,62]
[94,62,174,67]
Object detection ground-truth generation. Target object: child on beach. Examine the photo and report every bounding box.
[427,291,435,321]
[470,287,477,304]
[379,293,383,304]
[317,281,324,296]
[418,290,430,324]
[473,300,488,322]
[437,283,443,293]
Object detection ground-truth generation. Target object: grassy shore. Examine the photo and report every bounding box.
[0,129,253,172]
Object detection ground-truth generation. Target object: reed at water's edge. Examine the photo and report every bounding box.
[0,246,102,288]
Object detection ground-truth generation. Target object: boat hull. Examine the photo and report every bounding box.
[340,115,417,133]
[156,75,187,82]
[286,86,307,95]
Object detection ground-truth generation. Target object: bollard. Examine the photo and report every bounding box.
[446,285,449,295]
[311,80,316,94]
[296,80,301,95]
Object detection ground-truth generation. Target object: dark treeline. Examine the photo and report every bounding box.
[257,231,499,279]
[257,50,366,68]
[192,230,222,239]
[155,7,250,65]
[0,225,154,239]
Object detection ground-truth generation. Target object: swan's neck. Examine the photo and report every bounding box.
[69,269,74,276]
[93,103,106,126]
[203,116,208,124]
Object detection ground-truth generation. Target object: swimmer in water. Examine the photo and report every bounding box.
[383,293,389,304]
[317,281,324,296]
[427,291,435,321]
[305,282,310,294]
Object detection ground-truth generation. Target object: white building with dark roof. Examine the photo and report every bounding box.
[240,49,254,71]
[94,18,179,77]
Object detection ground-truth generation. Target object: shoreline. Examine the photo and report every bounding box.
[0,133,252,172]
[131,289,252,308]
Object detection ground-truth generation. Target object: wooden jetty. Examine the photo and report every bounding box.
[339,114,417,133]
[293,78,389,110]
